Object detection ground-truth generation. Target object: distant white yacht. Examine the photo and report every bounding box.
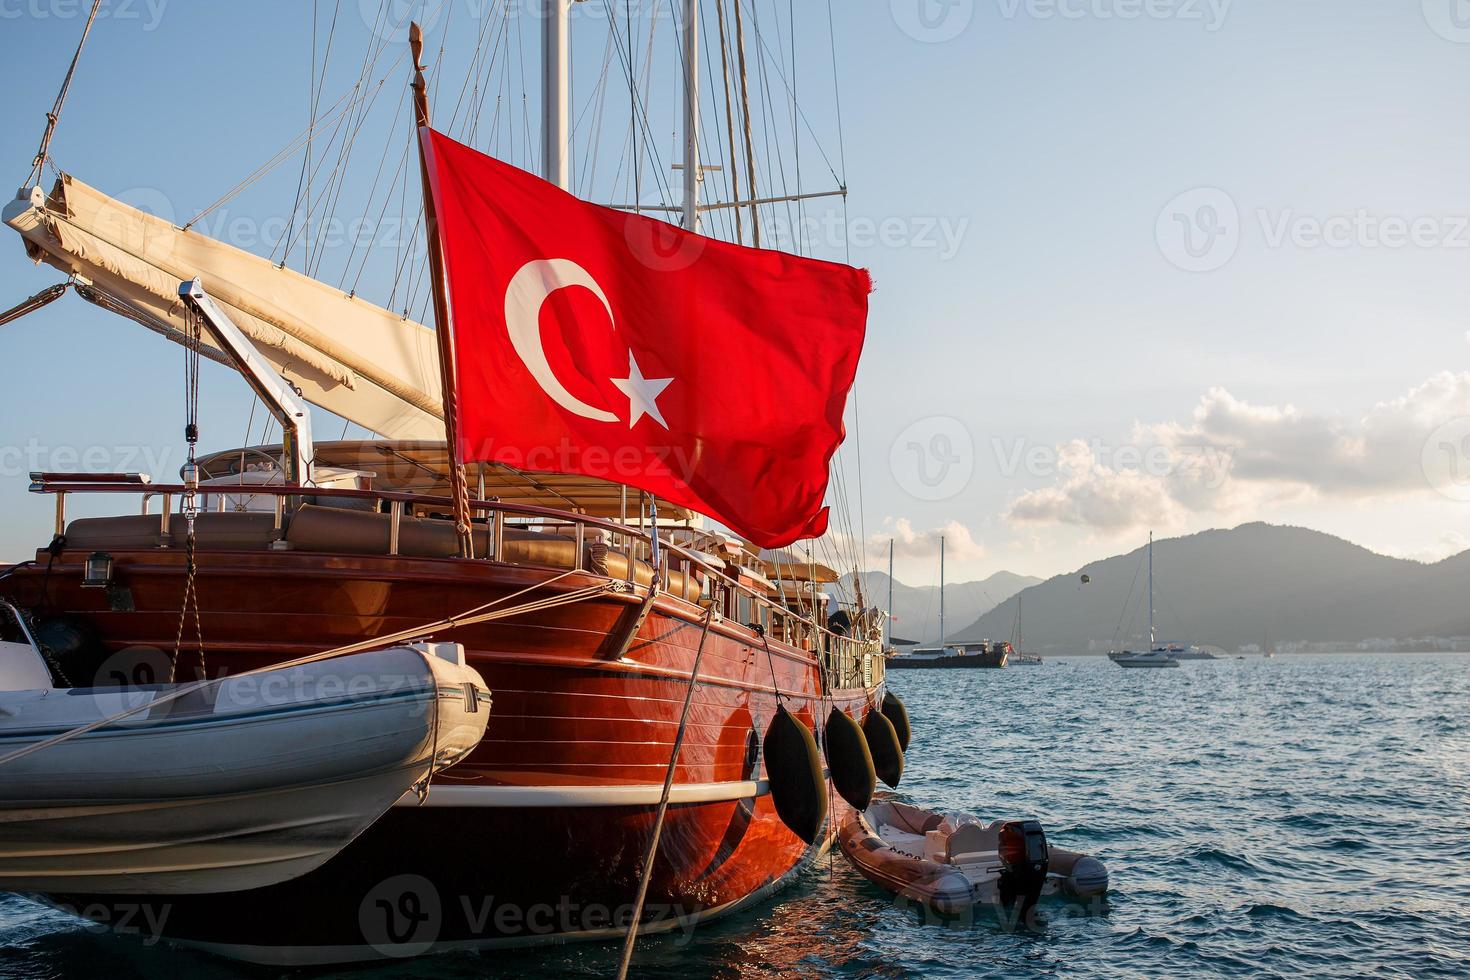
[1111,649,1180,668]
[1159,643,1219,660]
[1108,642,1219,662]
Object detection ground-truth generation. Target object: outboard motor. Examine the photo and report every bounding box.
[997,819,1049,917]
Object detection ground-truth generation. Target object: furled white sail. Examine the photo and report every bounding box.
[3,175,444,439]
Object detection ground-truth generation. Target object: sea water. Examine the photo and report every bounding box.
[3,653,1467,978]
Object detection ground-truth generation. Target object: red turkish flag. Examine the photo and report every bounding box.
[421,128,869,548]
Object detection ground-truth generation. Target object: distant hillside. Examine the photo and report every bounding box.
[951,523,1470,653]
[843,570,1041,644]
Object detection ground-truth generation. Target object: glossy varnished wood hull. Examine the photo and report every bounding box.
[1,548,881,962]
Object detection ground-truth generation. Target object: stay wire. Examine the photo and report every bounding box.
[25,0,103,185]
[615,602,718,980]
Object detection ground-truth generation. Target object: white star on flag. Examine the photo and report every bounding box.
[611,351,674,429]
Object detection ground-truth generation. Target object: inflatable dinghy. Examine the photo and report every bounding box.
[839,799,1108,916]
[0,603,490,894]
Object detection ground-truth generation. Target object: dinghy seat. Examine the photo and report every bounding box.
[945,822,1000,867]
[61,513,280,552]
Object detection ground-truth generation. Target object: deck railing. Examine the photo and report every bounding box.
[28,473,884,691]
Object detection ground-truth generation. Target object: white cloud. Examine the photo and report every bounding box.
[1392,530,1470,564]
[868,517,985,563]
[1007,371,1470,533]
[1006,440,1183,530]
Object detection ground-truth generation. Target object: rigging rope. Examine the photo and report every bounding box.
[25,0,103,185]
[171,305,208,682]
[1109,548,1146,649]
[0,283,70,329]
[758,626,786,703]
[614,601,718,980]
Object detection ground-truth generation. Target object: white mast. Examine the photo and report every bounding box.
[681,0,700,230]
[541,0,570,189]
[939,534,946,648]
[1148,531,1155,650]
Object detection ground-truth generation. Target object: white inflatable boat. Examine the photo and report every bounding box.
[839,799,1108,916]
[0,603,489,894]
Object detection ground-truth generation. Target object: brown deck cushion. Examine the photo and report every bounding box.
[63,512,279,552]
[287,503,452,557]
[285,504,658,586]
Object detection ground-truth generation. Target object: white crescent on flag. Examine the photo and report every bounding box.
[502,257,674,429]
[503,258,620,423]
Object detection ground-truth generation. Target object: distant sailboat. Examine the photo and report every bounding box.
[888,536,1007,668]
[1109,533,1180,668]
[1010,596,1043,665]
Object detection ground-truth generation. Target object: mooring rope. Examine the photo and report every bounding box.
[615,601,718,980]
[0,570,610,771]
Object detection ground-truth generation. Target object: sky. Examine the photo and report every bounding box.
[1,0,1468,586]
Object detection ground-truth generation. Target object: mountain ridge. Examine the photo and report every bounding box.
[841,569,1041,644]
[948,522,1470,653]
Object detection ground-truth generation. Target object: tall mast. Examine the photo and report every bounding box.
[411,23,474,558]
[541,0,570,188]
[939,534,946,646]
[1148,531,1155,649]
[887,538,894,648]
[731,0,759,245]
[681,0,701,230]
[713,0,742,243]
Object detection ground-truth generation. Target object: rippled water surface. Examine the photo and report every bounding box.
[4,654,1469,978]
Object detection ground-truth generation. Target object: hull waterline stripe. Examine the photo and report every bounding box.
[391,779,770,808]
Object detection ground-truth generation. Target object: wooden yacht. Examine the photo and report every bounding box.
[0,3,887,965]
[1,443,883,962]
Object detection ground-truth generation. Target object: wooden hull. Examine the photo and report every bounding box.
[0,547,879,962]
